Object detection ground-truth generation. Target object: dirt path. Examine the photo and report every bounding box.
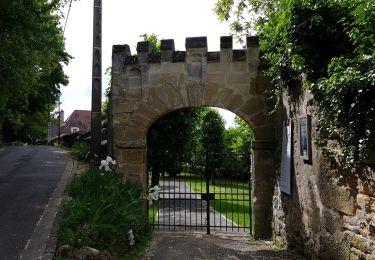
[143,231,301,260]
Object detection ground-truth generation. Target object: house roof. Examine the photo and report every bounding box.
[61,110,91,134]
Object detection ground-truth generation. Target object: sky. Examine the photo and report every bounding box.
[60,0,241,127]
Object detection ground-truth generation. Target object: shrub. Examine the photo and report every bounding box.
[58,167,150,257]
[71,142,90,161]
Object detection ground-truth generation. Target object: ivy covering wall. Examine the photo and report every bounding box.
[215,0,375,167]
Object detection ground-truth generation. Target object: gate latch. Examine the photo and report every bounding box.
[201,193,215,200]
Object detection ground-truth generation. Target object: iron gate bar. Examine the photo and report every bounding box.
[147,152,252,233]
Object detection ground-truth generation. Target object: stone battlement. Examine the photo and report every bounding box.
[112,36,259,66]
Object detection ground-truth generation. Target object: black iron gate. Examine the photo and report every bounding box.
[147,153,252,234]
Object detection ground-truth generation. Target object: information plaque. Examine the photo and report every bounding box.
[280,123,292,195]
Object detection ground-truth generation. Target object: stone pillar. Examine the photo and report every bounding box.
[117,141,147,186]
[161,39,175,62]
[110,45,130,157]
[185,37,207,107]
[220,36,233,66]
[252,140,276,239]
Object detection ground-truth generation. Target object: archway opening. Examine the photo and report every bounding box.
[146,107,254,235]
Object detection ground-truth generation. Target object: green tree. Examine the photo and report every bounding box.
[225,116,253,153]
[140,33,161,52]
[215,0,375,167]
[147,108,202,185]
[200,108,226,155]
[102,67,112,136]
[0,0,70,142]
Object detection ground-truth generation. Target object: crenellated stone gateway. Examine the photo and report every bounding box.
[109,36,276,238]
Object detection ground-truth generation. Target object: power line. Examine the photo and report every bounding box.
[63,0,73,36]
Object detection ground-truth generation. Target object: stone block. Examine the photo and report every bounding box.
[252,149,274,164]
[149,63,162,74]
[357,194,371,211]
[206,73,225,85]
[321,184,357,216]
[226,73,250,85]
[214,88,235,107]
[231,83,250,96]
[253,125,275,140]
[120,149,145,164]
[250,112,274,128]
[125,88,142,100]
[124,126,144,140]
[350,247,363,260]
[207,52,220,63]
[161,62,185,74]
[238,98,264,117]
[223,93,244,113]
[186,36,207,49]
[371,200,375,212]
[351,234,370,253]
[203,83,219,105]
[220,36,233,49]
[207,63,222,73]
[113,102,138,114]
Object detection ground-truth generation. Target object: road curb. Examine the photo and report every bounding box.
[19,155,77,259]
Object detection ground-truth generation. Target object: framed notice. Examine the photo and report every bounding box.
[280,122,292,195]
[299,115,312,161]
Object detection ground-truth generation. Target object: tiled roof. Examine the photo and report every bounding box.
[61,110,91,134]
[49,110,91,138]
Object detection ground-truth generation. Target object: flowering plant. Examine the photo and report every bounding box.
[147,185,161,201]
[99,156,116,172]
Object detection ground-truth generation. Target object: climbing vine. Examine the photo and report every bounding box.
[215,0,375,167]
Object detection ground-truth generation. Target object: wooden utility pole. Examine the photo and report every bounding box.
[90,0,102,160]
[58,95,61,146]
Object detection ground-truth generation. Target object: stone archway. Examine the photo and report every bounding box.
[110,36,276,238]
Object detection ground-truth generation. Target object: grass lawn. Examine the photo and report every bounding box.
[148,201,159,223]
[179,173,253,231]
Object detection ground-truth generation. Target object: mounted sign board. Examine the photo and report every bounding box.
[280,122,292,195]
[299,115,312,161]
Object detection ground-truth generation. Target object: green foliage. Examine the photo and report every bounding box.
[102,67,112,136]
[147,108,202,178]
[225,116,253,153]
[58,167,149,256]
[200,108,226,154]
[71,142,90,161]
[140,33,161,53]
[215,0,375,167]
[0,0,70,142]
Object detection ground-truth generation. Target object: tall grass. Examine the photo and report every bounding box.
[58,167,150,257]
[70,142,90,161]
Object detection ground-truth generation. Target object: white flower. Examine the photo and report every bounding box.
[99,156,116,172]
[128,229,135,246]
[99,160,110,172]
[363,54,372,60]
[147,185,161,201]
[105,156,116,165]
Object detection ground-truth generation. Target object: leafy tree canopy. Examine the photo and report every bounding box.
[225,116,253,153]
[0,0,71,142]
[215,0,375,167]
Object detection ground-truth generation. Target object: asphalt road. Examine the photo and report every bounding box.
[0,145,68,260]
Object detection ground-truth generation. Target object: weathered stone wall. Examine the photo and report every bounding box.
[110,36,277,238]
[273,91,375,259]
